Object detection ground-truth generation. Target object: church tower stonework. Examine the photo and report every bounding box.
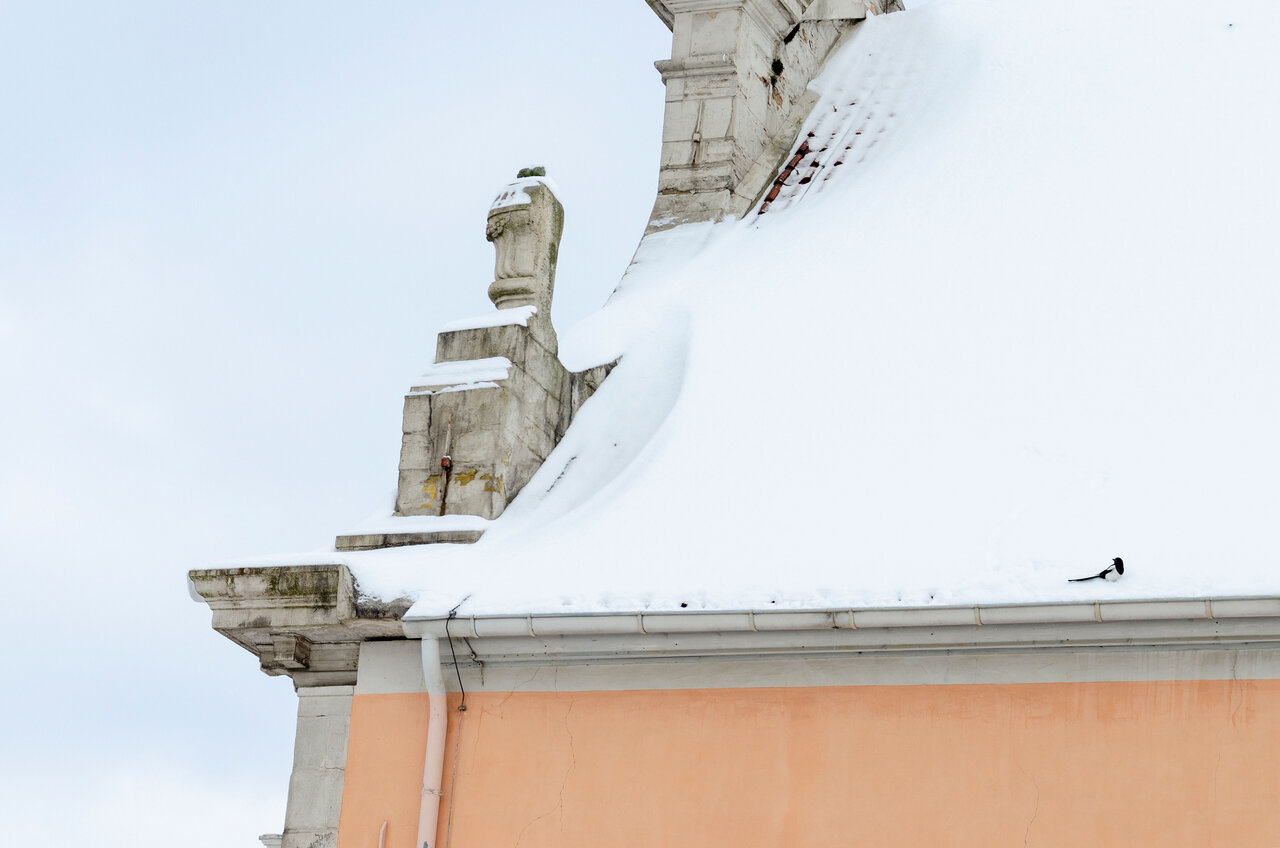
[645,0,901,232]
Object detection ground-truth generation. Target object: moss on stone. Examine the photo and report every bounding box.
[265,569,337,608]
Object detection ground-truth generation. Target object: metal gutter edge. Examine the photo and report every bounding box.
[402,596,1280,640]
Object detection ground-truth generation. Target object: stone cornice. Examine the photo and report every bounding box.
[654,55,738,82]
[189,564,408,687]
[649,0,809,34]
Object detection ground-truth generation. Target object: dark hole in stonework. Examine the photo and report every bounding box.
[771,59,784,75]
[680,602,688,608]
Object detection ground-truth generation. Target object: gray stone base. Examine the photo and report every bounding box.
[334,529,485,551]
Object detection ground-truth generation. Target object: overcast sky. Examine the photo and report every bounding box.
[0,3,670,844]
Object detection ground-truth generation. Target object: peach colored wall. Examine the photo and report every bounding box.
[338,679,1280,847]
[337,693,429,848]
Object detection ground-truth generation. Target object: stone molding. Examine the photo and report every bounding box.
[334,528,485,551]
[653,55,737,82]
[658,0,806,33]
[188,564,406,688]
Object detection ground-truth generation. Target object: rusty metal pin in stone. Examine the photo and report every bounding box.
[440,417,453,471]
[438,417,454,517]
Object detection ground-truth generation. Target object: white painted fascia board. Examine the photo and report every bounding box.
[403,597,1280,661]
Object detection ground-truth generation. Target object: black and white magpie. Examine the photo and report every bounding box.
[1069,557,1124,583]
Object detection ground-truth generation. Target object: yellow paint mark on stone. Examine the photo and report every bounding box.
[455,469,478,486]
[419,476,440,509]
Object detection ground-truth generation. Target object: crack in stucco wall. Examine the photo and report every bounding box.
[511,698,577,848]
[1020,769,1039,847]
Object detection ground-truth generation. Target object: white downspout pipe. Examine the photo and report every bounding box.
[416,636,448,848]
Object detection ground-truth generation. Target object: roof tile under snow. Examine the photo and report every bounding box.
[757,85,891,215]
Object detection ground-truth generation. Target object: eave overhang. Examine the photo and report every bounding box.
[192,563,1280,671]
[405,596,1280,665]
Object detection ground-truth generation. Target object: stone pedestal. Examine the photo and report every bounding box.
[395,313,612,522]
[386,172,614,537]
[280,685,353,848]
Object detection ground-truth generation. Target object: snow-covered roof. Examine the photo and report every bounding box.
[220,0,1280,619]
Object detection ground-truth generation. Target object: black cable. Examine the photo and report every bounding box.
[444,609,467,711]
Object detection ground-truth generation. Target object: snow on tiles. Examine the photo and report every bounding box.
[236,0,1280,617]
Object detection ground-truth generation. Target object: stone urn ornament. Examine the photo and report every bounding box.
[485,166,564,315]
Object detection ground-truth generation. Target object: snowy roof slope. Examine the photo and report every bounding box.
[232,0,1280,618]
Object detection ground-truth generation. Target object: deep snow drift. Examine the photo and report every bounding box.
[219,0,1280,617]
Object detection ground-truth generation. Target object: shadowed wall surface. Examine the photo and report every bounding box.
[338,679,1280,847]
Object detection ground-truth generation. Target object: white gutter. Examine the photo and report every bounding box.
[415,637,447,848]
[403,596,1280,639]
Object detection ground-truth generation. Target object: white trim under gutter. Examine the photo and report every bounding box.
[402,596,1280,663]
[415,637,447,848]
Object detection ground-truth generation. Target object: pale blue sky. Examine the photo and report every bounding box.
[0,3,670,844]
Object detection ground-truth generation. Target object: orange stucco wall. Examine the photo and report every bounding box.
[338,679,1280,847]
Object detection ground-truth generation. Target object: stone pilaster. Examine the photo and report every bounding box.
[280,685,353,848]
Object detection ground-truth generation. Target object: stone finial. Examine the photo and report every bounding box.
[486,169,564,311]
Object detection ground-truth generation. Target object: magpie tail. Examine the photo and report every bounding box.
[1068,575,1101,582]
